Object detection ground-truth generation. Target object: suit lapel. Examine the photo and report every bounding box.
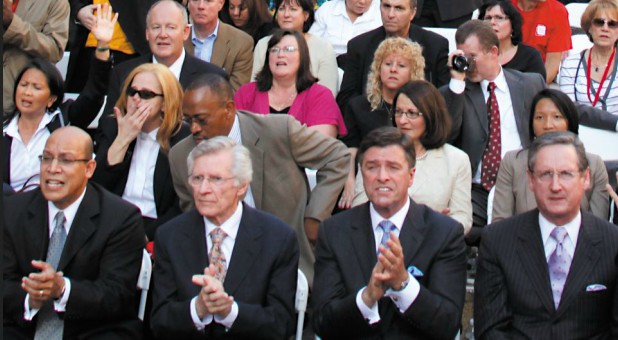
[224,206,260,295]
[184,210,210,276]
[399,202,427,266]
[27,191,51,261]
[153,150,167,211]
[504,70,529,144]
[556,213,601,317]
[210,24,229,67]
[238,114,264,208]
[466,82,489,135]
[58,185,99,270]
[516,211,555,313]
[350,204,378,284]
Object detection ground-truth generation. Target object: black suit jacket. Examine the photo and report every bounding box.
[337,25,450,112]
[474,210,618,340]
[102,53,228,117]
[415,0,482,21]
[312,201,467,340]
[3,183,146,339]
[91,116,191,240]
[65,0,151,87]
[151,204,299,339]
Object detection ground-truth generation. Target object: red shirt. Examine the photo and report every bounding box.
[512,0,572,61]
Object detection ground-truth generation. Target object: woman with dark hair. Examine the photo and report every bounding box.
[235,29,346,138]
[1,3,115,192]
[492,88,609,222]
[93,63,190,241]
[559,0,618,114]
[251,0,339,96]
[219,0,274,46]
[352,80,473,234]
[479,0,546,79]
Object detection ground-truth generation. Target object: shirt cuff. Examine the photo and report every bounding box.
[23,294,40,320]
[449,78,466,94]
[190,296,213,330]
[355,287,380,324]
[214,301,238,330]
[384,273,419,313]
[53,277,70,312]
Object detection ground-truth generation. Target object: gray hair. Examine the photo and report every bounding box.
[527,131,589,172]
[187,136,253,185]
[147,0,189,27]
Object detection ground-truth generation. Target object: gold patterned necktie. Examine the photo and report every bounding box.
[209,227,228,283]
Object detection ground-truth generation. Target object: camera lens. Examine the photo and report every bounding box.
[452,55,469,72]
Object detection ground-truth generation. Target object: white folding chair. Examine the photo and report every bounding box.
[137,249,153,321]
[566,3,588,28]
[55,51,71,81]
[295,269,309,340]
[424,27,457,53]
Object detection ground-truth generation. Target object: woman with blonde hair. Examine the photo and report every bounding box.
[93,63,190,240]
[338,37,424,209]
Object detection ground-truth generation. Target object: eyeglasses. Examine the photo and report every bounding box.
[394,109,423,119]
[592,18,618,28]
[269,45,298,54]
[483,15,509,23]
[188,175,236,187]
[183,114,208,126]
[39,155,91,167]
[126,87,163,100]
[531,170,582,183]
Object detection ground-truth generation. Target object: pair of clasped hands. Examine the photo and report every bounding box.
[21,260,65,310]
[361,232,410,308]
[192,264,233,319]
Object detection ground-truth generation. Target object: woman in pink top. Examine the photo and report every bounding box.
[234,29,346,138]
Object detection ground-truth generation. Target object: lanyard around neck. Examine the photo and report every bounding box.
[586,46,616,107]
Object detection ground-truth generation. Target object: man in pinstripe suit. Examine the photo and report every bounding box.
[474,132,618,339]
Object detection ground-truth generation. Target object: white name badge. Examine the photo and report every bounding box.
[535,24,547,36]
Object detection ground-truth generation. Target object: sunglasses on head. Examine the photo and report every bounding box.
[592,18,618,28]
[126,87,164,100]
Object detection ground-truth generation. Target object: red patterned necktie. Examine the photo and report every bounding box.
[209,227,227,283]
[481,81,501,191]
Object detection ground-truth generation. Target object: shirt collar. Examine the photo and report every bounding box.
[539,210,582,247]
[191,19,220,43]
[481,67,508,95]
[203,201,243,241]
[332,0,347,17]
[4,110,59,140]
[139,127,159,141]
[47,184,88,236]
[228,114,242,144]
[369,198,411,232]
[153,48,185,80]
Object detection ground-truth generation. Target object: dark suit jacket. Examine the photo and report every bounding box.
[91,116,191,240]
[337,25,450,111]
[150,204,299,339]
[3,183,146,339]
[184,22,254,91]
[416,0,482,21]
[440,69,618,175]
[102,53,228,117]
[65,0,151,87]
[3,57,110,186]
[474,210,618,339]
[312,201,467,340]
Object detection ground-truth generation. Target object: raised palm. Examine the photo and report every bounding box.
[90,3,118,44]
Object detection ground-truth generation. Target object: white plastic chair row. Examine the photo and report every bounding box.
[566,3,588,28]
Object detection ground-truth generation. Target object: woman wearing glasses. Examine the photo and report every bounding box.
[492,89,609,222]
[559,0,618,115]
[2,3,116,192]
[338,37,424,209]
[234,29,346,138]
[92,63,190,241]
[479,0,546,79]
[352,80,473,234]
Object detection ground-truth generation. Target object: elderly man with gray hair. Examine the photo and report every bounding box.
[151,136,299,339]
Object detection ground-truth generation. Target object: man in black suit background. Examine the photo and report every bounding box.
[151,136,299,339]
[336,0,450,111]
[3,126,145,338]
[474,131,618,339]
[102,0,227,116]
[313,127,466,339]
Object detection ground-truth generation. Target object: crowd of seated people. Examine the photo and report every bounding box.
[4,0,618,338]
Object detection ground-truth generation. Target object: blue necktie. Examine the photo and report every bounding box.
[548,227,572,310]
[378,220,396,254]
[35,211,67,339]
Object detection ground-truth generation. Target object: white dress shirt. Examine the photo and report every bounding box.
[23,186,88,320]
[192,19,220,63]
[122,128,160,218]
[309,0,382,56]
[539,211,581,262]
[153,49,185,80]
[355,198,421,324]
[449,67,523,184]
[4,110,59,191]
[190,202,243,330]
